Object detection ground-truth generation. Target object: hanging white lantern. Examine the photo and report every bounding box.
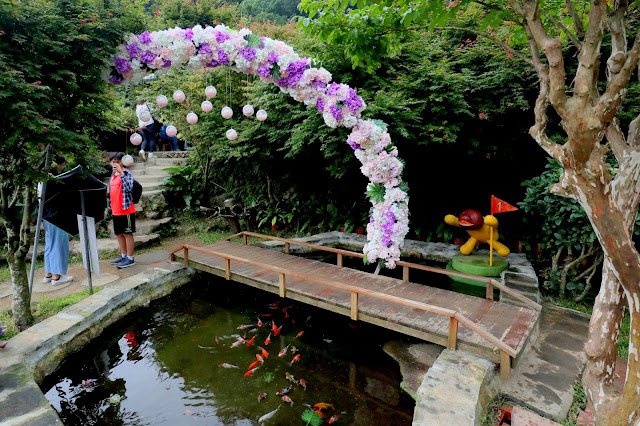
[201,100,213,113]
[139,111,151,122]
[173,90,186,103]
[156,95,168,107]
[186,112,198,124]
[226,129,238,140]
[242,104,255,117]
[256,109,268,121]
[130,133,143,145]
[122,154,134,167]
[205,86,217,99]
[221,106,233,119]
[166,125,178,137]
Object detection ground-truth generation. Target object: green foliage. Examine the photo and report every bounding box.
[301,409,323,426]
[561,382,587,426]
[618,312,630,360]
[263,371,275,383]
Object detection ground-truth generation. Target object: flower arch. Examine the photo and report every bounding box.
[106,25,409,268]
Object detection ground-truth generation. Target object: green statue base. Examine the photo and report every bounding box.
[446,254,509,297]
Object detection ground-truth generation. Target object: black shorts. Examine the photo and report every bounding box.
[113,213,136,235]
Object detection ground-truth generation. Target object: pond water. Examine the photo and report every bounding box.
[41,277,416,425]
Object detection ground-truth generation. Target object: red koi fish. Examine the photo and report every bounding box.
[237,324,255,330]
[328,411,347,424]
[256,353,265,364]
[278,344,291,357]
[260,313,272,317]
[281,306,290,312]
[244,367,259,377]
[276,385,292,396]
[264,333,271,346]
[258,392,267,403]
[272,322,278,333]
[298,378,307,390]
[248,360,260,370]
[295,330,304,339]
[303,404,324,418]
[284,311,289,319]
[257,317,263,327]
[281,395,294,406]
[258,346,269,358]
[274,324,283,337]
[268,306,280,310]
[220,363,239,369]
[290,354,301,365]
[215,337,220,344]
[246,336,256,347]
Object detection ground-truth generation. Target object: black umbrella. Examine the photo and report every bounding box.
[43,165,107,236]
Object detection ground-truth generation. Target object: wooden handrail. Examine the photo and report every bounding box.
[225,232,541,311]
[170,243,518,358]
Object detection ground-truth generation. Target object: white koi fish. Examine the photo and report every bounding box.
[258,405,280,423]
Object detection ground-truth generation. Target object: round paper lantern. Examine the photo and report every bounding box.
[165,125,178,137]
[221,106,233,119]
[256,109,268,121]
[205,86,217,99]
[226,129,238,140]
[186,112,198,124]
[156,95,168,107]
[139,111,151,122]
[130,133,143,146]
[122,154,134,167]
[242,104,255,117]
[173,90,186,103]
[201,100,213,113]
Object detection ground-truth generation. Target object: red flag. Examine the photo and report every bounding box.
[491,195,518,215]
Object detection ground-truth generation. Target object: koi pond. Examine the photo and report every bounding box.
[41,276,416,425]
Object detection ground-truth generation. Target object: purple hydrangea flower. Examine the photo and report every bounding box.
[326,82,341,96]
[162,58,172,68]
[125,42,141,59]
[277,58,310,88]
[140,51,155,64]
[370,217,375,223]
[316,97,325,113]
[382,220,394,234]
[258,44,265,50]
[344,88,364,112]
[185,28,194,41]
[267,51,279,64]
[241,47,256,62]
[137,31,152,45]
[386,210,396,222]
[199,43,212,55]
[258,65,271,78]
[215,31,230,44]
[217,49,229,66]
[330,104,343,121]
[114,56,132,73]
[347,136,359,150]
[109,74,124,85]
[312,79,327,90]
[381,236,392,246]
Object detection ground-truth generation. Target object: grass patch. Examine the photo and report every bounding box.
[561,382,587,426]
[480,395,509,426]
[618,312,630,360]
[0,288,101,341]
[544,297,593,315]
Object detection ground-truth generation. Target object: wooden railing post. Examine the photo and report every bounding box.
[447,317,458,350]
[337,253,343,268]
[170,252,175,262]
[225,258,231,280]
[403,266,409,282]
[184,247,189,266]
[351,292,358,320]
[279,273,286,298]
[486,281,494,300]
[242,234,248,245]
[500,350,511,380]
[285,242,290,254]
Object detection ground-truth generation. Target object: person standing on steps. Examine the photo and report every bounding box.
[42,155,73,285]
[108,152,136,269]
[136,99,156,161]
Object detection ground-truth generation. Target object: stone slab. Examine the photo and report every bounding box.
[382,340,443,399]
[30,279,74,293]
[413,350,497,426]
[0,282,12,298]
[512,406,560,425]
[80,272,119,287]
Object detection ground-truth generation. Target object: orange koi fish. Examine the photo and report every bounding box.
[258,346,269,358]
[291,346,298,354]
[272,322,278,333]
[281,395,294,406]
[244,367,259,377]
[274,324,283,337]
[290,354,301,365]
[248,360,260,370]
[258,392,267,403]
[246,336,256,347]
[285,372,296,383]
[328,411,347,423]
[256,353,265,364]
[257,317,263,327]
[264,333,271,346]
[295,330,304,339]
[314,403,334,410]
[219,363,239,369]
[298,378,307,390]
[278,344,291,357]
[303,404,324,418]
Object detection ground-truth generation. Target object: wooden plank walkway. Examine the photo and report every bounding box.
[172,240,540,374]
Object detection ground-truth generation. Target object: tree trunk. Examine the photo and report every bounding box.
[9,253,33,329]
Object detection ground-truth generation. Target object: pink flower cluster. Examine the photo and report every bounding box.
[106,25,408,268]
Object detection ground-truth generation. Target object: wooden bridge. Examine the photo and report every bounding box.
[170,232,541,380]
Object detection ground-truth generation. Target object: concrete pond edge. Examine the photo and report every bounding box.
[0,263,199,425]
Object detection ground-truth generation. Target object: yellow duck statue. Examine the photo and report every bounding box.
[444,209,510,257]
